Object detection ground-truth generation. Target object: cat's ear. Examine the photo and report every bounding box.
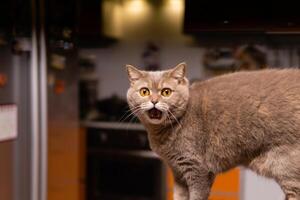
[170,62,186,80]
[126,64,143,82]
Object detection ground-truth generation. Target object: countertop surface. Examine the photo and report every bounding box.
[81,121,145,131]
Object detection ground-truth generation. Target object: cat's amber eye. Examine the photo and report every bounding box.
[161,88,172,97]
[139,87,150,97]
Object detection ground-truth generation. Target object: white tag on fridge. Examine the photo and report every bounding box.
[0,104,18,142]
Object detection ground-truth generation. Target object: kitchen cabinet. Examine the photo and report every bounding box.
[184,1,300,34]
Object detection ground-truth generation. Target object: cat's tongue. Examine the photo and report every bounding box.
[148,108,163,120]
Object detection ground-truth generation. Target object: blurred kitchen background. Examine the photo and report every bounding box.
[1,0,300,200]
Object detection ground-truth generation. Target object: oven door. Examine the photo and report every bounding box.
[87,150,166,200]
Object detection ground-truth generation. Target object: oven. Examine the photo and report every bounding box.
[85,122,167,200]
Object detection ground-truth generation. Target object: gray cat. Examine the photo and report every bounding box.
[126,63,300,200]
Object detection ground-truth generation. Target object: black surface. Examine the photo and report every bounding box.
[87,128,150,150]
[86,128,165,200]
[0,0,31,38]
[87,157,160,200]
[184,0,300,33]
[96,95,135,123]
[77,0,117,48]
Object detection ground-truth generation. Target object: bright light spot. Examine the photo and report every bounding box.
[167,0,184,13]
[125,0,147,15]
[102,0,123,37]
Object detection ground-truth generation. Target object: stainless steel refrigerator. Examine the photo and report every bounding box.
[0,0,48,200]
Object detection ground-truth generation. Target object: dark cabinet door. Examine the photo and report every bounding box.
[184,0,300,34]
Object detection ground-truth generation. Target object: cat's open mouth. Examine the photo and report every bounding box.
[148,108,163,120]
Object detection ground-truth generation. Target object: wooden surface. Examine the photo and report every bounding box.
[0,141,14,200]
[79,127,86,200]
[210,168,240,200]
[47,124,81,200]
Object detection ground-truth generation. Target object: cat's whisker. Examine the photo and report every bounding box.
[122,103,154,130]
[169,104,186,114]
[126,107,143,130]
[158,105,181,127]
[126,112,140,131]
[166,113,175,133]
[123,105,140,114]
[118,106,140,122]
[167,109,183,129]
[119,107,143,124]
[126,108,144,131]
[119,110,138,124]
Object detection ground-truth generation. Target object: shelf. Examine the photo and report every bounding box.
[79,73,98,81]
[81,121,145,131]
[88,149,159,159]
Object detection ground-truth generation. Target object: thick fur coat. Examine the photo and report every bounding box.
[126,63,300,200]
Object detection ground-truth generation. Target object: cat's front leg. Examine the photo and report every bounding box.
[185,170,215,200]
[174,181,189,200]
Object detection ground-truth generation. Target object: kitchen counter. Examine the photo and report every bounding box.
[80,121,145,131]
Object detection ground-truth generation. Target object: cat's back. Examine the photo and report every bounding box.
[191,69,300,100]
[186,70,300,177]
[189,68,300,145]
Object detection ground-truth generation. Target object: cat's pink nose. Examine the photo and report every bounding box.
[151,94,159,105]
[151,99,158,105]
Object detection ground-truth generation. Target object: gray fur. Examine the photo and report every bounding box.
[126,63,300,200]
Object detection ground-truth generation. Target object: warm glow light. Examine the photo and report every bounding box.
[102,0,123,38]
[168,0,184,13]
[125,0,147,15]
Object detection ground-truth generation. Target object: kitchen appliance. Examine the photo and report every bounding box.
[0,0,50,200]
[85,123,167,200]
[0,30,42,200]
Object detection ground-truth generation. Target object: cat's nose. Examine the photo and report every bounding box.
[150,94,159,105]
[151,100,158,105]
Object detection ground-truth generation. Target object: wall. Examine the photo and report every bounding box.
[242,169,284,200]
[80,0,209,99]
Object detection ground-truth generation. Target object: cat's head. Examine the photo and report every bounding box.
[126,63,189,125]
